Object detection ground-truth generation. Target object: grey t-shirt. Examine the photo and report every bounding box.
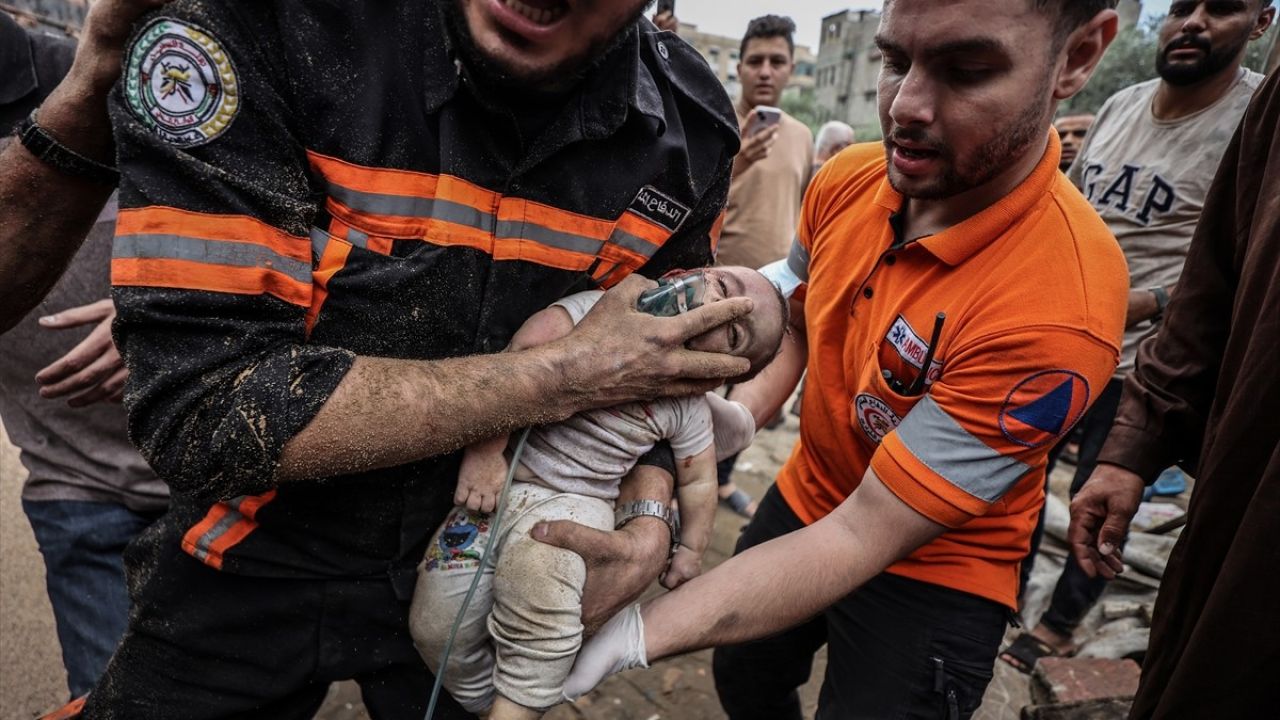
[0,193,168,512]
[1068,69,1263,375]
[513,291,714,500]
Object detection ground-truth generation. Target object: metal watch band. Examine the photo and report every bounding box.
[15,109,120,186]
[614,499,680,552]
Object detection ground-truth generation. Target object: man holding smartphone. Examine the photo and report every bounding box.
[715,15,814,517]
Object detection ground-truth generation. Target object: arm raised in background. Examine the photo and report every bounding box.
[0,0,172,334]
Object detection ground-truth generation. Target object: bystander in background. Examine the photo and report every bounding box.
[715,14,814,518]
[1001,0,1273,674]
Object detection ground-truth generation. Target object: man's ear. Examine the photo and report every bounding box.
[1251,6,1275,40]
[1053,9,1120,101]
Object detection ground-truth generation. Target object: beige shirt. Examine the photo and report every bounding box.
[1068,69,1263,376]
[716,107,813,269]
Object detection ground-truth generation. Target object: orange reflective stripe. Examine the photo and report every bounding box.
[507,198,614,244]
[307,150,440,202]
[38,695,86,720]
[116,206,310,263]
[709,209,726,254]
[203,491,276,563]
[181,502,231,568]
[113,207,312,307]
[112,257,311,308]
[181,491,277,570]
[307,151,679,272]
[306,234,353,335]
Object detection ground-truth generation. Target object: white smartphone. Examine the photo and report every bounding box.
[745,106,783,137]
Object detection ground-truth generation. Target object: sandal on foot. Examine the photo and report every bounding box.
[719,488,755,519]
[999,633,1060,674]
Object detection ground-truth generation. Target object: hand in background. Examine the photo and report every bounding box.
[1068,463,1145,579]
[35,299,126,407]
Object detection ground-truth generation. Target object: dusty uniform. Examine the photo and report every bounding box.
[714,136,1128,719]
[1100,69,1280,720]
[412,291,713,713]
[715,108,813,270]
[86,2,737,718]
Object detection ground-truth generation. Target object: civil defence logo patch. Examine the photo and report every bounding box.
[998,370,1091,448]
[125,18,240,148]
[855,393,901,444]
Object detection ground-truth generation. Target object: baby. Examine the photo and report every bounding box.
[409,266,787,719]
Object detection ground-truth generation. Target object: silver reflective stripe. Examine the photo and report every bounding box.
[895,396,1031,503]
[310,227,330,258]
[608,228,661,258]
[495,220,604,255]
[189,496,248,562]
[787,237,810,281]
[114,233,312,283]
[322,177,661,260]
[326,182,438,219]
[345,226,369,249]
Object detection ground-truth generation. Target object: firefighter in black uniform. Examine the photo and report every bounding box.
[82,1,747,717]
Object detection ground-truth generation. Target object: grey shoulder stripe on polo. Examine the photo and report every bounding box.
[114,233,313,284]
[895,395,1031,503]
[787,237,810,281]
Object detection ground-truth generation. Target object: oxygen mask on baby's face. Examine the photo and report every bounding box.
[635,270,710,317]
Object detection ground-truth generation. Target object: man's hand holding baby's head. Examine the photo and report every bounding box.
[548,274,753,417]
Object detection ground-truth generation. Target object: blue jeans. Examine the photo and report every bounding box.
[22,499,158,698]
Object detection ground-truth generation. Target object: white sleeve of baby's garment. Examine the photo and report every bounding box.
[665,396,715,460]
[551,290,606,326]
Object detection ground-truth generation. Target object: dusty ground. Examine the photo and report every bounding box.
[3,410,1104,720]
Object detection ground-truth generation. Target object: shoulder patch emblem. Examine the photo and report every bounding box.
[125,18,240,148]
[854,393,901,444]
[629,186,690,233]
[999,370,1091,448]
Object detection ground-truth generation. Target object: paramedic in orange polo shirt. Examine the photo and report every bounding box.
[563,1,1129,717]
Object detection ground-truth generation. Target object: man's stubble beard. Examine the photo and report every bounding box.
[1156,29,1251,87]
[441,0,647,94]
[887,81,1050,201]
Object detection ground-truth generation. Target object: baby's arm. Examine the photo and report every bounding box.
[455,305,576,513]
[662,444,717,589]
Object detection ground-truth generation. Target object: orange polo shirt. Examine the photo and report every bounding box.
[776,133,1128,609]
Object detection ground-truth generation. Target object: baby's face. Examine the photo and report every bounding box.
[686,266,785,367]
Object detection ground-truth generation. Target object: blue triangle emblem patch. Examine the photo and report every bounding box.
[1008,379,1074,435]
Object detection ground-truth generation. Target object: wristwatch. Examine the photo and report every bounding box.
[1148,286,1170,322]
[14,108,120,186]
[614,499,681,556]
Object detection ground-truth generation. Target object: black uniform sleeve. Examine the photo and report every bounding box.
[110,2,353,502]
[638,151,732,278]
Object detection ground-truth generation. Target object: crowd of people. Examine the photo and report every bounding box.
[1,1,1277,719]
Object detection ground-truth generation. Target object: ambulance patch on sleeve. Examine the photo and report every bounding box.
[124,18,240,148]
[999,370,1091,448]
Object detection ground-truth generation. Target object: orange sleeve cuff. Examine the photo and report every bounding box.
[872,433,988,528]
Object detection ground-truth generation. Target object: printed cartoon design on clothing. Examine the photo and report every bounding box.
[425,508,492,571]
[999,370,1091,448]
[124,18,240,147]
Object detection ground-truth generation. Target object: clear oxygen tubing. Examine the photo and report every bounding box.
[425,426,533,720]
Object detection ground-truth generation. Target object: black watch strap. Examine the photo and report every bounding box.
[15,109,119,186]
